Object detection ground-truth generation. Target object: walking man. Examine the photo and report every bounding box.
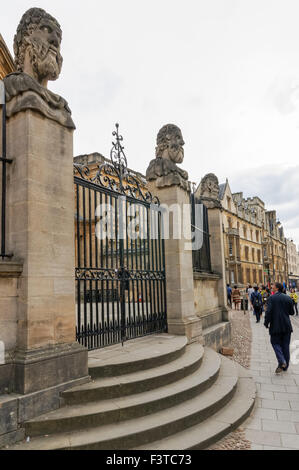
[251,286,263,323]
[264,282,295,374]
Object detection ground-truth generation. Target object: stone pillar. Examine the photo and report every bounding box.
[197,174,229,321]
[148,183,202,343]
[4,109,88,394]
[146,124,202,344]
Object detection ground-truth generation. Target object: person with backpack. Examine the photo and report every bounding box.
[290,289,298,316]
[264,282,295,373]
[251,285,263,323]
[227,284,232,307]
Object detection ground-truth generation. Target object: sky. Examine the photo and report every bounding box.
[2,0,299,245]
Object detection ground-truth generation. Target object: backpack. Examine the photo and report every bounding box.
[252,293,262,309]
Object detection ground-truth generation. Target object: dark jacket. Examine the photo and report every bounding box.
[251,291,263,311]
[264,292,294,335]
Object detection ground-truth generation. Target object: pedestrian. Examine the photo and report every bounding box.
[232,285,241,310]
[264,282,295,374]
[227,284,232,307]
[247,284,254,313]
[290,289,298,316]
[251,286,263,323]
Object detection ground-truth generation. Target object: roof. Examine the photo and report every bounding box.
[218,182,226,200]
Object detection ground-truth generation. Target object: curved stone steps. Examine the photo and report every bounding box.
[88,335,188,378]
[62,343,204,405]
[134,366,256,450]
[10,354,238,450]
[24,347,221,438]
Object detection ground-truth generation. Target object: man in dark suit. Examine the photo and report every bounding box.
[264,282,295,374]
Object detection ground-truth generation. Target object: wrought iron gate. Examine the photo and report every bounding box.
[74,125,167,350]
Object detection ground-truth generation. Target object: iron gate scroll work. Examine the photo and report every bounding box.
[74,124,167,350]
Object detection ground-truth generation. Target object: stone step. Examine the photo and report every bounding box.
[11,353,238,449]
[62,343,205,405]
[24,347,221,438]
[134,366,256,450]
[88,334,188,378]
[203,321,231,351]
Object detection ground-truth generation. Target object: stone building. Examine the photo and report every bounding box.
[287,238,299,288]
[0,34,15,79]
[219,179,288,287]
[220,180,264,286]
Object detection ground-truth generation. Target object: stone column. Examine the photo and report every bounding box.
[3,110,88,394]
[196,174,229,321]
[146,124,202,344]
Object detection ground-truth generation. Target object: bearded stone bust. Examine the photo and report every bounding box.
[3,8,75,129]
[146,124,189,190]
[196,173,221,209]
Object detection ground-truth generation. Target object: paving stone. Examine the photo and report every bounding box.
[261,384,286,393]
[251,408,277,420]
[281,433,299,449]
[245,429,281,447]
[289,401,299,411]
[257,390,274,400]
[251,444,263,450]
[262,399,290,410]
[245,418,262,430]
[262,419,296,434]
[277,410,299,422]
[274,392,299,401]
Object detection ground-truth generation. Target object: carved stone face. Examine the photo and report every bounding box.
[200,173,219,200]
[25,19,63,85]
[14,8,63,88]
[156,124,185,164]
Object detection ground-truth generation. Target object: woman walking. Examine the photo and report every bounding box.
[232,285,241,310]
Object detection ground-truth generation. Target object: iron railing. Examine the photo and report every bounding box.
[74,124,167,350]
[0,80,12,260]
[191,192,212,273]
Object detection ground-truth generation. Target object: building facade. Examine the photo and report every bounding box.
[287,239,299,288]
[0,34,15,79]
[219,179,288,287]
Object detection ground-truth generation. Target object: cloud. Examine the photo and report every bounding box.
[229,164,299,245]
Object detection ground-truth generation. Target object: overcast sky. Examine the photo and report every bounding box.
[2,0,299,245]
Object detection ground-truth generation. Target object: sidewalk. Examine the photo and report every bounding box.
[244,311,299,450]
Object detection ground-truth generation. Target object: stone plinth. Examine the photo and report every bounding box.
[148,182,202,344]
[4,109,88,394]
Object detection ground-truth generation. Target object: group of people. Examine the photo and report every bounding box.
[227,283,298,320]
[227,282,298,374]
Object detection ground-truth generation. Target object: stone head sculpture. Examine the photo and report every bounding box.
[14,8,63,88]
[156,124,185,164]
[199,173,220,200]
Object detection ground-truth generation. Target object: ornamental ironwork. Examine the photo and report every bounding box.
[74,123,159,205]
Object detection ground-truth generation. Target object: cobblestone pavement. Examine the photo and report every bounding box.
[243,311,299,450]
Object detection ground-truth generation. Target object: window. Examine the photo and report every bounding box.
[229,240,233,256]
[250,229,253,240]
[257,250,261,263]
[245,246,249,260]
[259,270,263,283]
[253,269,257,283]
[246,268,251,283]
[227,197,232,211]
[256,230,259,242]
[243,225,247,238]
[252,248,255,262]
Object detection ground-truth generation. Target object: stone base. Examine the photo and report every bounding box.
[14,342,88,395]
[203,321,231,352]
[0,374,90,449]
[167,316,203,344]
